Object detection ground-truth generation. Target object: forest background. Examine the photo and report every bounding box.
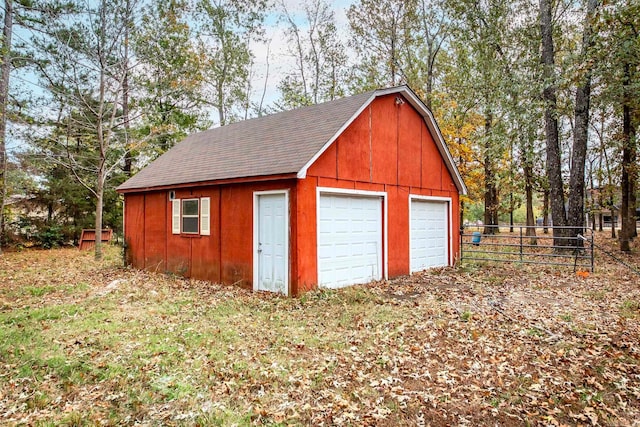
[0,0,637,258]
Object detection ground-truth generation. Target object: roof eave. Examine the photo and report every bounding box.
[117,172,299,194]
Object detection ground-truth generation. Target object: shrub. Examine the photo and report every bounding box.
[35,225,66,249]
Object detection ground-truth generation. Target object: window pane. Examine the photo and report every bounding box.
[182,217,198,233]
[183,199,199,216]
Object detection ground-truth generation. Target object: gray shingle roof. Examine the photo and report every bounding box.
[117,90,377,191]
[117,86,467,194]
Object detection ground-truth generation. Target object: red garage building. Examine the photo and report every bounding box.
[117,86,467,296]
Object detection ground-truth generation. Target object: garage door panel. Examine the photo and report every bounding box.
[318,194,383,289]
[411,199,448,272]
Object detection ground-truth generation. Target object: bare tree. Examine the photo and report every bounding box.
[33,0,139,259]
[348,0,415,88]
[195,0,267,126]
[278,0,348,109]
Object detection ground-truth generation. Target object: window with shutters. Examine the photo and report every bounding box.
[182,199,199,233]
[171,196,211,236]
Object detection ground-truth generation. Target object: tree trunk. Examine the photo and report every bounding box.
[631,182,637,238]
[540,0,566,245]
[620,61,636,252]
[123,0,132,176]
[95,10,106,261]
[95,175,104,260]
[567,0,598,246]
[425,44,433,110]
[483,111,499,235]
[217,83,226,126]
[0,0,13,254]
[524,157,536,244]
[95,114,105,261]
[630,112,637,240]
[509,194,514,233]
[543,188,550,234]
[598,212,602,232]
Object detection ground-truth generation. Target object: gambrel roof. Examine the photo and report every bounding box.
[117,86,467,194]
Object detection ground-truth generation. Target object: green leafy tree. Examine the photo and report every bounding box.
[566,0,600,243]
[445,0,513,234]
[402,0,450,110]
[347,0,416,89]
[0,0,75,251]
[594,0,640,251]
[194,0,267,126]
[0,0,13,252]
[539,0,567,244]
[134,0,208,158]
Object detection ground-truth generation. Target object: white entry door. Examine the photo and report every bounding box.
[318,194,383,288]
[255,192,288,294]
[410,199,448,272]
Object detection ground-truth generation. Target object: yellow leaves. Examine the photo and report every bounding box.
[433,91,486,202]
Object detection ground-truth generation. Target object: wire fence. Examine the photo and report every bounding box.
[460,225,594,272]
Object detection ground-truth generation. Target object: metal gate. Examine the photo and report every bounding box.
[460,225,594,271]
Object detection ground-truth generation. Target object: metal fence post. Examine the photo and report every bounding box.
[519,226,523,262]
[460,228,464,266]
[591,230,595,272]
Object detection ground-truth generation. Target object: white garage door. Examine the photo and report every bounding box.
[410,199,448,272]
[318,194,383,288]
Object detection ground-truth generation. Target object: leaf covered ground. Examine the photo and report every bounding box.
[0,234,639,426]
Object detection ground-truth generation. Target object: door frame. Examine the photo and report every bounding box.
[253,190,290,295]
[408,194,453,270]
[316,187,388,285]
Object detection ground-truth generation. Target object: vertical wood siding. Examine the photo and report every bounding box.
[124,181,297,291]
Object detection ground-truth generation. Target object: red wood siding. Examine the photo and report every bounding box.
[304,94,461,277]
[124,180,298,292]
[371,96,398,184]
[294,178,316,293]
[144,192,167,272]
[124,193,145,266]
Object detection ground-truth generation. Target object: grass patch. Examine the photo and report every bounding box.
[620,299,639,318]
[560,313,573,322]
[24,286,56,297]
